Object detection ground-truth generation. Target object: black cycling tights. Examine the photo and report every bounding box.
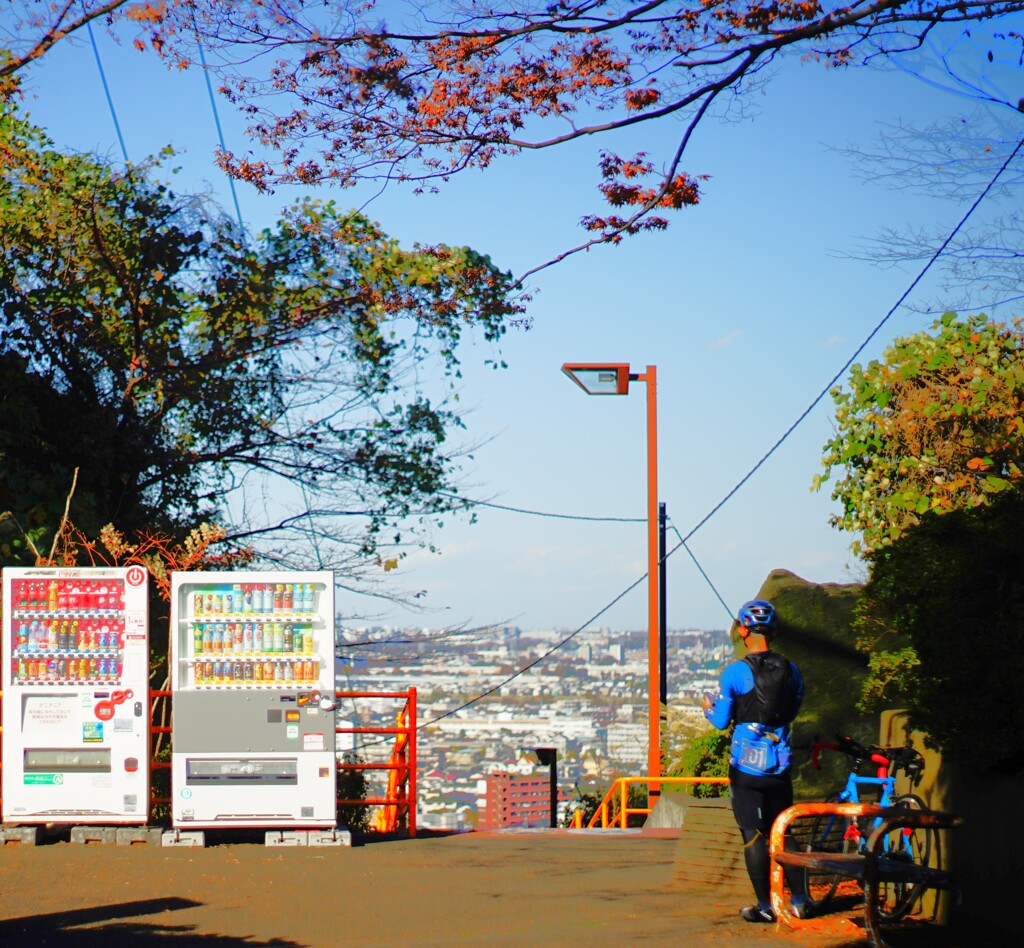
[740,827,806,906]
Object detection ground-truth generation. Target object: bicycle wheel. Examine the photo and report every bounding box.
[805,791,856,910]
[876,793,939,921]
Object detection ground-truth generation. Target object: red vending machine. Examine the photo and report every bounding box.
[1,565,150,824]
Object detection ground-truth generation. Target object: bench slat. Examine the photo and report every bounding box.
[774,850,952,886]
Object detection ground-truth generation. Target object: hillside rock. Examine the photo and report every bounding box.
[748,569,872,799]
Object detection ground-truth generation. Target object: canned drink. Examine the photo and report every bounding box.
[110,660,121,679]
[213,661,224,682]
[47,658,58,678]
[56,657,67,677]
[233,624,244,653]
[263,660,275,682]
[232,661,243,682]
[98,658,108,678]
[194,662,205,684]
[193,592,205,616]
[204,660,214,681]
[243,661,254,681]
[65,658,77,678]
[254,660,264,682]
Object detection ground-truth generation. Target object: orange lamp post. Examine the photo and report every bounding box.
[561,363,661,789]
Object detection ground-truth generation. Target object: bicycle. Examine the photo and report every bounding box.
[804,735,938,920]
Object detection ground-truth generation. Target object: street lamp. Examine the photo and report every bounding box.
[561,362,661,789]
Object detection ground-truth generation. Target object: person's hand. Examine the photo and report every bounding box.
[700,692,713,712]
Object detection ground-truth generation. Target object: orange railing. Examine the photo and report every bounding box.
[571,776,731,829]
[336,688,417,837]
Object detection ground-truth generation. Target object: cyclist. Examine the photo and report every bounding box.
[701,598,810,923]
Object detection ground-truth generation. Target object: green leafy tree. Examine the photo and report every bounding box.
[817,313,1024,556]
[670,731,731,799]
[819,313,1024,771]
[853,494,1024,773]
[0,104,523,584]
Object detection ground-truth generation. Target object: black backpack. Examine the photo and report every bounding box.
[733,652,798,726]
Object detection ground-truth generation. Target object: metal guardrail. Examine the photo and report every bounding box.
[573,775,731,829]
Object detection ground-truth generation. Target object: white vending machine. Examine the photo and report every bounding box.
[1,565,151,824]
[169,570,337,829]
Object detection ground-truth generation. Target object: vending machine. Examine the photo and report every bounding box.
[1,565,151,824]
[169,570,337,829]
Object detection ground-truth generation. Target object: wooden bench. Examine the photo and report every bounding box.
[768,802,963,948]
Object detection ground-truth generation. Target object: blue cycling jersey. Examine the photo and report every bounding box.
[704,653,804,776]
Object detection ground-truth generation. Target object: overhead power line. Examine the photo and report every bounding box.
[679,133,1024,547]
[87,22,127,162]
[438,492,643,523]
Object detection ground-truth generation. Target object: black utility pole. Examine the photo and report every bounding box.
[659,502,668,706]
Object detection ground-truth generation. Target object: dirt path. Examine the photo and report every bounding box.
[0,831,1000,947]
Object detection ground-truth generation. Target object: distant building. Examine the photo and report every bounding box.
[482,771,554,829]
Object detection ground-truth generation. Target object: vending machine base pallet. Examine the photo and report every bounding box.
[116,826,165,846]
[70,826,118,845]
[265,827,352,847]
[1,825,41,845]
[309,827,352,847]
[162,830,205,848]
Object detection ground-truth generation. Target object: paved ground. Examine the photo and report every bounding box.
[0,829,1006,946]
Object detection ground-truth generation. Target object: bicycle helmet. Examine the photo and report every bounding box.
[738,599,777,631]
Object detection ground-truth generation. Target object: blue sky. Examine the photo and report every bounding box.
[9,15,1021,633]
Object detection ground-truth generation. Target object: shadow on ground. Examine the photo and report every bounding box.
[0,897,303,947]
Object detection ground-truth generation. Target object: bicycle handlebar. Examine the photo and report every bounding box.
[809,736,921,782]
